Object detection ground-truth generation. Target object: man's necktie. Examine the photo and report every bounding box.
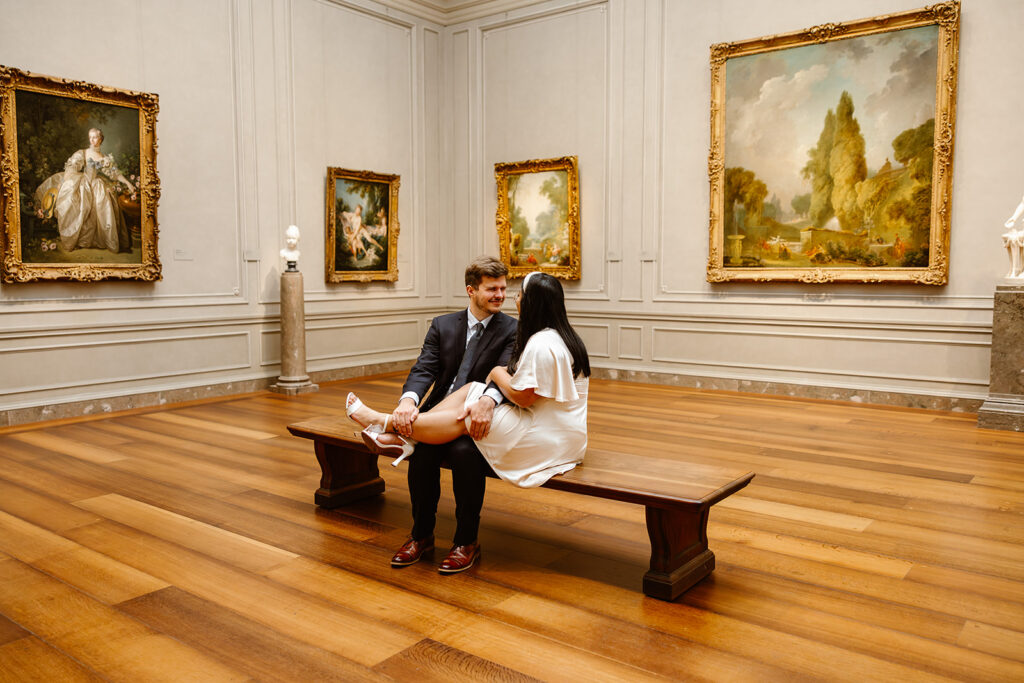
[452,323,483,390]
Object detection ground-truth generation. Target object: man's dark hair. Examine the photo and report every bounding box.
[465,255,508,288]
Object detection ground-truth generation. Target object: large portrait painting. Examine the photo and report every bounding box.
[496,155,580,280]
[0,66,160,282]
[707,3,959,284]
[325,167,399,283]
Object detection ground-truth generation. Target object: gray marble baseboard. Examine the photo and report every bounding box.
[977,396,1024,432]
[0,360,413,430]
[590,367,983,413]
[3,361,982,429]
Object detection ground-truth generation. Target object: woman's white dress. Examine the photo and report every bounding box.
[465,328,588,488]
[35,149,130,252]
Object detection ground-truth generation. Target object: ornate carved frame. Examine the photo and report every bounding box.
[495,155,581,280]
[707,2,960,285]
[0,66,161,282]
[325,167,400,283]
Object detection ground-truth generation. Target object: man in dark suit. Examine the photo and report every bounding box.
[389,256,517,573]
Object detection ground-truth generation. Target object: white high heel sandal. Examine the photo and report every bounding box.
[347,392,416,465]
[345,392,366,423]
[361,414,416,466]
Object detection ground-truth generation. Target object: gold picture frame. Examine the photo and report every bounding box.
[325,167,399,283]
[707,2,959,284]
[1,66,161,282]
[495,155,580,280]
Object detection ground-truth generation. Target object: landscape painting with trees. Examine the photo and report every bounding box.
[707,3,959,284]
[495,156,581,280]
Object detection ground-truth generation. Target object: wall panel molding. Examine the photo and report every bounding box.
[232,0,261,306]
[649,325,988,353]
[478,0,611,297]
[0,305,450,339]
[260,318,423,365]
[649,325,989,394]
[569,309,990,334]
[355,0,586,27]
[573,322,610,358]
[1,332,252,398]
[295,0,421,300]
[606,355,990,394]
[618,324,642,360]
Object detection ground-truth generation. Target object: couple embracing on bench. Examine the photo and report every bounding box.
[345,255,590,574]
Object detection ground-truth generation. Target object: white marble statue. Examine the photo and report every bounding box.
[280,224,301,264]
[1003,197,1024,279]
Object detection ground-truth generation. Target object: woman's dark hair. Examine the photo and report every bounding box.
[508,272,590,378]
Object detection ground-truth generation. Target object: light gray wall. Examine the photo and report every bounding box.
[0,0,448,421]
[1,0,1020,422]
[445,0,1022,406]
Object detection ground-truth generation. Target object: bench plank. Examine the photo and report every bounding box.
[287,416,753,600]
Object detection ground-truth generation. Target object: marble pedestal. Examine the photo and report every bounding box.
[270,269,319,396]
[978,284,1024,431]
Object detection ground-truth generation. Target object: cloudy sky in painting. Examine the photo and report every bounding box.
[724,25,938,209]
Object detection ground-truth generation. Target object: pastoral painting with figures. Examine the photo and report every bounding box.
[325,167,399,283]
[495,156,581,280]
[0,65,160,282]
[707,4,959,284]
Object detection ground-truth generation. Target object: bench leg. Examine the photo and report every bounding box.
[642,505,714,601]
[313,441,385,508]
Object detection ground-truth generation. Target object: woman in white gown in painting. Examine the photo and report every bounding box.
[347,271,590,488]
[34,127,134,253]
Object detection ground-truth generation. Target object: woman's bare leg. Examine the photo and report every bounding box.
[405,404,469,444]
[346,384,475,445]
[346,394,389,429]
[424,383,474,412]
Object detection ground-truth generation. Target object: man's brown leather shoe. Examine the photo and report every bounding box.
[438,542,480,574]
[390,536,434,567]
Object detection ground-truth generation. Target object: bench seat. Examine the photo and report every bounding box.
[287,415,754,600]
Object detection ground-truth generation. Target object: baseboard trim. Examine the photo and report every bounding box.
[590,367,983,413]
[977,396,1024,432]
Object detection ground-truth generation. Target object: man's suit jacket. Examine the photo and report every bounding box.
[403,310,517,412]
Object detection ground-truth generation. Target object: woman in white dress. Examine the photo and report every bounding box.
[347,271,590,488]
[34,127,135,253]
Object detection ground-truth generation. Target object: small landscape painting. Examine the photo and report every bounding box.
[495,155,580,280]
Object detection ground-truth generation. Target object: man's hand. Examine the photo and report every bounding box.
[392,397,419,438]
[457,396,496,440]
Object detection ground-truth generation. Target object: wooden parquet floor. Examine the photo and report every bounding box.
[1,373,1023,681]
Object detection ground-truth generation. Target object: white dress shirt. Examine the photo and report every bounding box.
[400,309,504,407]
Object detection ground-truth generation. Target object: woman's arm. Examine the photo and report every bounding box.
[108,160,135,193]
[487,366,538,408]
[116,172,134,193]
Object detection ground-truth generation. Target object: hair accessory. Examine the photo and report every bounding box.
[523,271,541,292]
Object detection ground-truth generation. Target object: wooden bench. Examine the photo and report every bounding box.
[287,415,754,601]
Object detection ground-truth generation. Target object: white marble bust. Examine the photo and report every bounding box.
[280,224,301,264]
